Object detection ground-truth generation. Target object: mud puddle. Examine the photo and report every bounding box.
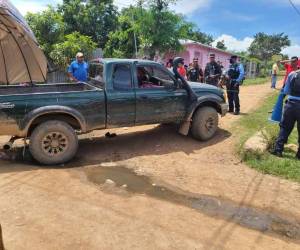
[85,166,300,242]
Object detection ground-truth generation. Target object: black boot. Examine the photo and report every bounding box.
[270,150,283,158]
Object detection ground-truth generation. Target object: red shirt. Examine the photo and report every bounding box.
[178,67,186,78]
[283,63,293,86]
[283,61,300,86]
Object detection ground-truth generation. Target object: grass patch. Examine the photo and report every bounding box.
[237,92,300,183]
[244,76,283,86]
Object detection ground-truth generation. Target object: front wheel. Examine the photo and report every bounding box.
[29,120,78,165]
[191,107,219,141]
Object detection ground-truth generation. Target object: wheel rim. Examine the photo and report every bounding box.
[41,132,69,156]
[205,117,216,133]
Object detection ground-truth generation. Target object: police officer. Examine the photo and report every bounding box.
[204,54,222,86]
[272,69,300,159]
[187,58,202,82]
[226,55,245,115]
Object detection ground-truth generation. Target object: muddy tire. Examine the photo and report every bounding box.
[191,107,219,141]
[29,120,78,165]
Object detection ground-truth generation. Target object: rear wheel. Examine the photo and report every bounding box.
[191,107,219,141]
[29,120,78,165]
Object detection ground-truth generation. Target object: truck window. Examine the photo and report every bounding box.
[137,65,175,89]
[89,63,104,88]
[113,64,132,90]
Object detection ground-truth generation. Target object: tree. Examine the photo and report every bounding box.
[59,0,118,48]
[216,40,227,50]
[26,7,65,57]
[104,12,138,58]
[248,32,290,62]
[179,21,213,45]
[49,32,97,69]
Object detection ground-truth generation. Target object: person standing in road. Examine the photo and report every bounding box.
[204,54,222,86]
[226,55,245,115]
[187,58,201,82]
[272,69,300,160]
[68,52,89,83]
[271,61,280,89]
[281,56,299,87]
[178,61,187,79]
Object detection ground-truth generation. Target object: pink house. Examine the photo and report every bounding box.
[165,39,234,70]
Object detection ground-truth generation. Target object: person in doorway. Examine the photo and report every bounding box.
[271,61,280,89]
[68,52,89,82]
[204,53,222,86]
[226,55,245,115]
[271,69,300,160]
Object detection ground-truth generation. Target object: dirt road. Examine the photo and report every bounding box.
[0,84,300,250]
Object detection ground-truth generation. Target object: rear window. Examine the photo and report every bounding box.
[89,63,104,87]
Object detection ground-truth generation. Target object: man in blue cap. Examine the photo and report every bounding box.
[68,52,89,82]
[272,69,300,159]
[226,55,245,115]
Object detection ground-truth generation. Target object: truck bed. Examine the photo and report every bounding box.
[0,83,97,96]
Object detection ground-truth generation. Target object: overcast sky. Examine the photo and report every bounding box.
[10,0,300,57]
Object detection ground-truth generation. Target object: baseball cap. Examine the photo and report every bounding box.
[291,56,298,62]
[76,52,84,58]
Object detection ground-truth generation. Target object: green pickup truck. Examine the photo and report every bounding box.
[0,58,228,165]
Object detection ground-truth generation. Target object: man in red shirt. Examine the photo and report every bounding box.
[281,56,299,87]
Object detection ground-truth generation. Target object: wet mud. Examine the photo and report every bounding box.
[85,165,300,243]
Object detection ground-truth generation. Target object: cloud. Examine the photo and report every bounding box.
[282,44,300,57]
[214,34,300,58]
[172,0,213,14]
[212,34,254,52]
[11,0,62,14]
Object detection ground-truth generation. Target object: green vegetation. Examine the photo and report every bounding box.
[26,0,214,67]
[243,76,283,86]
[237,93,300,183]
[49,32,97,69]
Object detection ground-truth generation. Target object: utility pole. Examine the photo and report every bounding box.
[130,6,138,58]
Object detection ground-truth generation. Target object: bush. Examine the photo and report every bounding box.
[50,32,97,69]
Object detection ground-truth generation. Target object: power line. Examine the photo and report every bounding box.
[288,0,300,17]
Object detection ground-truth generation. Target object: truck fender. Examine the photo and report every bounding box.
[178,95,223,136]
[21,105,87,136]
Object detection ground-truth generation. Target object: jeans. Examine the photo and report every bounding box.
[271,75,277,88]
[275,100,300,152]
[227,83,240,112]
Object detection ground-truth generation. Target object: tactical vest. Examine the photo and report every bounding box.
[290,71,300,97]
[228,63,240,80]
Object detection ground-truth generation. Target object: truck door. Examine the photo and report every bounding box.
[0,92,27,135]
[135,64,188,124]
[106,63,136,127]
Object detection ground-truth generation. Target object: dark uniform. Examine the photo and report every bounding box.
[188,66,200,82]
[227,57,245,115]
[273,70,300,159]
[204,61,222,86]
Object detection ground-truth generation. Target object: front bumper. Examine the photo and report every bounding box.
[220,103,229,117]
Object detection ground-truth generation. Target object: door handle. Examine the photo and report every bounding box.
[0,102,15,109]
[140,95,148,100]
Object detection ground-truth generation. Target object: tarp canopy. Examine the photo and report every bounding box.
[0,0,47,85]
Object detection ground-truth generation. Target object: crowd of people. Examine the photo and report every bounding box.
[166,54,245,115]
[166,54,225,86]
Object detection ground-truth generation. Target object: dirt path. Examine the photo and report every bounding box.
[1,84,300,250]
